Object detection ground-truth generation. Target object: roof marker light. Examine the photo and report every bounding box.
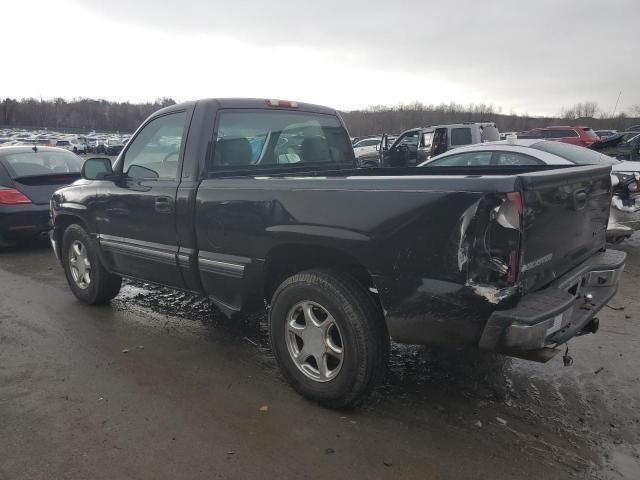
[266,99,299,108]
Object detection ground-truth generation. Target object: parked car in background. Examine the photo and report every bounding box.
[595,130,617,139]
[51,139,73,151]
[354,136,398,167]
[0,146,82,248]
[590,131,640,161]
[50,98,625,407]
[94,138,108,154]
[353,136,382,157]
[103,138,125,156]
[358,122,500,168]
[351,135,379,146]
[420,139,640,243]
[516,126,599,147]
[69,137,88,154]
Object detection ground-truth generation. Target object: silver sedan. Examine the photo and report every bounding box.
[419,138,640,243]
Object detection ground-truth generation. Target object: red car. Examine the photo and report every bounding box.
[519,126,599,147]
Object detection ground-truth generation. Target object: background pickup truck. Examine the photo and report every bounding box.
[50,98,625,408]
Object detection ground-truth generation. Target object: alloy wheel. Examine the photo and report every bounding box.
[285,301,344,382]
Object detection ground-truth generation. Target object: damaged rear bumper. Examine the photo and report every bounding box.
[607,196,640,242]
[478,250,626,361]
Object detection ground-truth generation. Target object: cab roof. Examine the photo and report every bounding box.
[154,98,338,117]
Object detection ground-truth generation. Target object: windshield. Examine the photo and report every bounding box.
[530,140,618,164]
[1,150,83,177]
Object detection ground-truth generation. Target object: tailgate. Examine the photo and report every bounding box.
[517,165,611,292]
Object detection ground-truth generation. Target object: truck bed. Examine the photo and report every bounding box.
[193,164,612,330]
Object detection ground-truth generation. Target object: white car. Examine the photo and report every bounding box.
[352,137,382,158]
[420,138,640,243]
[68,137,88,154]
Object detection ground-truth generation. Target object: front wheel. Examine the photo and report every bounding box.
[61,224,122,304]
[269,269,389,408]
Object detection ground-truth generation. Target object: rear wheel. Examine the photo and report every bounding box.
[269,269,389,408]
[61,224,122,304]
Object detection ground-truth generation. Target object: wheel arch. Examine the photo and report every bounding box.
[263,244,381,309]
[52,213,91,258]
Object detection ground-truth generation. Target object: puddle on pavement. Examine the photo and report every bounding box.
[603,445,640,479]
[115,279,640,478]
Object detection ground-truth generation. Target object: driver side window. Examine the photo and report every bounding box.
[123,112,186,179]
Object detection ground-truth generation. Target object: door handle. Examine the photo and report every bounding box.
[155,196,172,213]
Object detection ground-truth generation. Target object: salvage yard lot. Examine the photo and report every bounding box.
[1,240,639,479]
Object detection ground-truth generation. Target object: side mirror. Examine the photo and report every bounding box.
[82,157,113,180]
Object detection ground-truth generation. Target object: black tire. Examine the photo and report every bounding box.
[269,269,389,408]
[61,224,122,304]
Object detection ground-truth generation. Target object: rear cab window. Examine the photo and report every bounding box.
[211,110,354,171]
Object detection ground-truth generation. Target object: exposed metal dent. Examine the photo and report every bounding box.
[59,202,88,210]
[457,199,480,271]
[467,281,518,305]
[611,195,640,213]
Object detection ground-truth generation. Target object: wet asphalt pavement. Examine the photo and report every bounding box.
[1,240,639,479]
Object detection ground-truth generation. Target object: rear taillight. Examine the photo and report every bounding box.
[466,192,524,293]
[0,188,32,205]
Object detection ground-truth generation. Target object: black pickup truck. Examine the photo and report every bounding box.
[50,98,626,407]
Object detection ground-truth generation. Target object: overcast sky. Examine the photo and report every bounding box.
[2,0,638,116]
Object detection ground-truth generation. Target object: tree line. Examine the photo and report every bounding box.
[0,97,176,133]
[1,97,638,136]
[341,101,640,138]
